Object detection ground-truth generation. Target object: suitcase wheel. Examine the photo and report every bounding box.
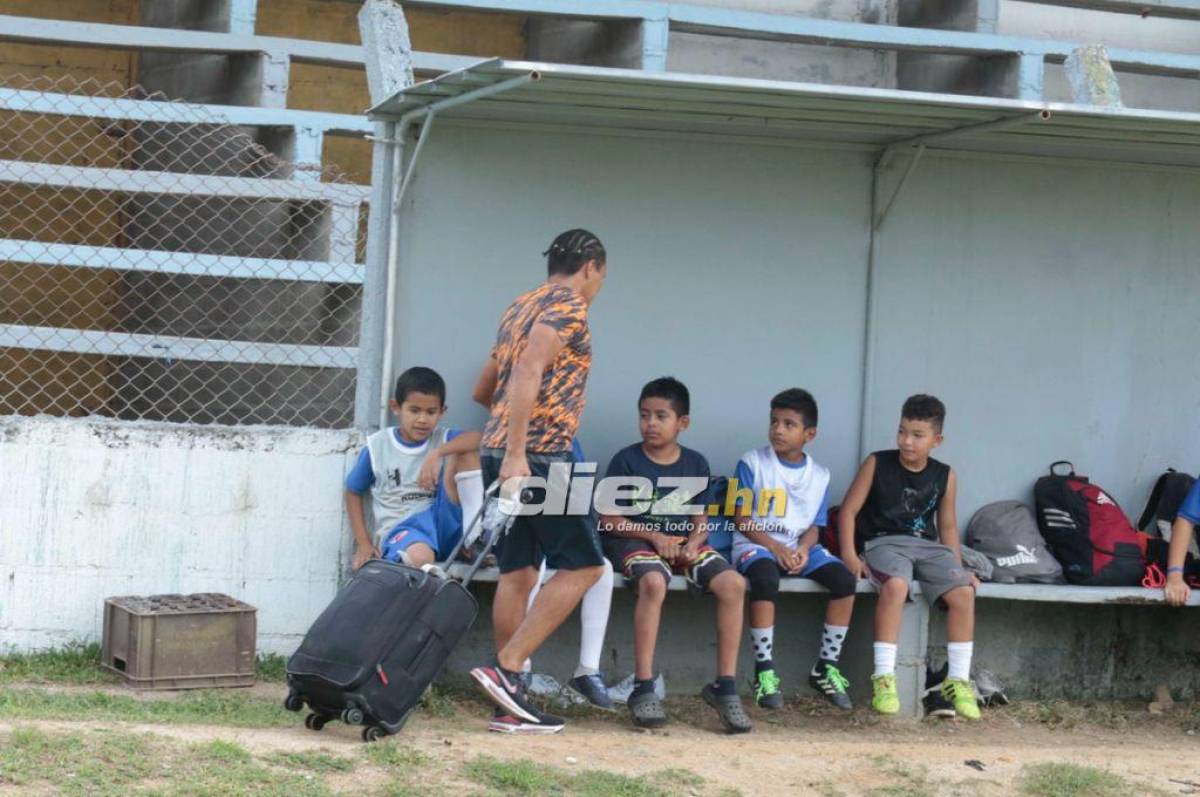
[341,706,365,725]
[362,725,387,743]
[304,713,329,731]
[283,692,304,712]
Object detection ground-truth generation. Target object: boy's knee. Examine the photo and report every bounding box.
[744,560,780,603]
[879,577,909,601]
[404,544,435,568]
[710,570,746,602]
[637,571,669,602]
[943,584,974,608]
[454,449,481,471]
[818,564,857,599]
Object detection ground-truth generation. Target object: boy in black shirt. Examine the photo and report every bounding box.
[599,377,751,733]
[839,394,980,720]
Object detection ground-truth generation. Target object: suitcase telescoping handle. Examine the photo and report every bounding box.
[441,480,534,587]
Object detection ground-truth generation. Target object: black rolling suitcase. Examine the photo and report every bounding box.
[284,482,520,741]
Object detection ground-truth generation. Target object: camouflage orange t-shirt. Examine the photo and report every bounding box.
[481,282,591,453]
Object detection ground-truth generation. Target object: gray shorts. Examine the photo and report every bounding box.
[864,536,974,606]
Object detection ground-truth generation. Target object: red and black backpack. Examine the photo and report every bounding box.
[1033,461,1146,586]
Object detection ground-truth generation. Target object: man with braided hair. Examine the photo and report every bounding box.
[469,229,609,734]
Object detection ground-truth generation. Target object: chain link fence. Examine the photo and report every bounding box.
[0,74,368,428]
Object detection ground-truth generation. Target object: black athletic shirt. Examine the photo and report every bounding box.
[859,450,950,542]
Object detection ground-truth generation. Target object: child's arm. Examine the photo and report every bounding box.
[472,357,499,408]
[345,490,378,570]
[679,513,710,564]
[1165,517,1196,606]
[344,448,378,570]
[737,507,804,573]
[838,455,876,578]
[937,469,976,585]
[599,514,683,561]
[418,430,484,490]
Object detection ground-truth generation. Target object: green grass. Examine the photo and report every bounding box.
[1018,762,1142,797]
[0,642,116,685]
[461,755,680,797]
[0,686,293,727]
[264,749,355,774]
[0,643,287,685]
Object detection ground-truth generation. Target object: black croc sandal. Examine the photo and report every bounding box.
[701,684,753,734]
[627,690,668,728]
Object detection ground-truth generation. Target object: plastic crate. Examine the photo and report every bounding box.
[101,593,257,689]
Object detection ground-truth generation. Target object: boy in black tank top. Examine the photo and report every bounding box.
[838,395,980,720]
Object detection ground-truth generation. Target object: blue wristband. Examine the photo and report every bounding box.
[1167,566,1185,574]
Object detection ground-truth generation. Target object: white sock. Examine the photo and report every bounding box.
[455,469,484,546]
[818,624,849,664]
[750,626,774,664]
[873,642,898,677]
[947,641,974,681]
[575,562,613,677]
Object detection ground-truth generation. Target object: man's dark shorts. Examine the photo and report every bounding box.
[481,448,605,573]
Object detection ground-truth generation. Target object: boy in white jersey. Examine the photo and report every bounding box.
[344,367,483,570]
[731,389,858,710]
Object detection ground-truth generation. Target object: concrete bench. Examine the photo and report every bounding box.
[446,564,1198,716]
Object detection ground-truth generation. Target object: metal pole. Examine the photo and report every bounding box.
[875,144,925,231]
[353,119,397,431]
[858,151,884,461]
[884,109,1050,152]
[378,127,407,429]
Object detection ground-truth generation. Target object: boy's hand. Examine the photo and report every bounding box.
[1165,573,1191,607]
[417,450,442,491]
[771,542,803,574]
[843,554,866,580]
[652,533,683,562]
[353,542,380,571]
[968,573,982,589]
[678,538,703,566]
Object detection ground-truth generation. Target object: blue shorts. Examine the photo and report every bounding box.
[732,542,842,577]
[380,485,463,562]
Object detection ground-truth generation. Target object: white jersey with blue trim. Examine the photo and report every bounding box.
[731,445,831,549]
[365,425,450,544]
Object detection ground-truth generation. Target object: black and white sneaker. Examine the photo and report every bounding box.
[470,663,545,724]
[488,707,565,734]
[809,660,853,710]
[923,662,955,719]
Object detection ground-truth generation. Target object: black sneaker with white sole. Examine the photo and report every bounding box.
[809,659,853,710]
[470,663,548,726]
[923,661,955,719]
[488,707,565,734]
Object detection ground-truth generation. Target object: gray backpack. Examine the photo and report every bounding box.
[965,501,1065,584]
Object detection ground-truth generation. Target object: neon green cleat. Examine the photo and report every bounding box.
[871,674,900,715]
[942,678,981,720]
[754,668,784,709]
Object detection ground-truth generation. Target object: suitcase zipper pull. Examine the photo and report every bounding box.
[376,664,389,686]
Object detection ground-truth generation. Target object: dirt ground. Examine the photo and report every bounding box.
[3,685,1199,796]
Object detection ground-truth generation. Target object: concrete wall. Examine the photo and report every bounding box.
[868,152,1200,518]
[447,587,1200,701]
[393,123,872,497]
[0,416,358,654]
[392,124,1200,525]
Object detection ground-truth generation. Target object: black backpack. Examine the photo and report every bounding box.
[1136,469,1198,538]
[1033,461,1145,586]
